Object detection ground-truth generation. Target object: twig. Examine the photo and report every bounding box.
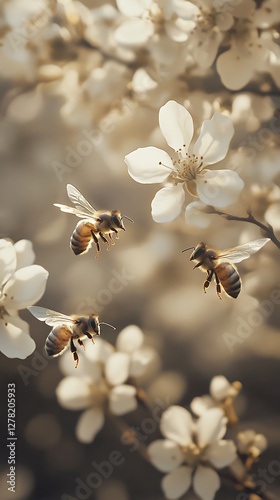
[210,208,280,250]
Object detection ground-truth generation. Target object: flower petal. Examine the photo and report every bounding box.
[216,47,255,91]
[148,439,184,473]
[116,324,144,353]
[129,346,157,378]
[160,406,193,446]
[76,408,104,443]
[210,375,235,401]
[193,465,220,500]
[204,440,237,468]
[114,18,154,47]
[109,384,137,415]
[185,202,210,228]
[159,100,193,154]
[56,376,92,410]
[125,147,173,184]
[116,0,150,17]
[105,352,130,386]
[193,113,234,165]
[14,239,35,269]
[190,395,215,416]
[151,184,185,223]
[172,0,200,20]
[84,337,114,364]
[161,466,192,500]
[197,408,226,448]
[3,265,49,310]
[0,316,35,359]
[196,170,244,207]
[0,239,16,286]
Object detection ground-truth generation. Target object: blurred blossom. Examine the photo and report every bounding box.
[237,430,267,458]
[191,376,241,424]
[114,0,199,48]
[216,21,280,90]
[148,406,236,500]
[57,325,159,443]
[125,100,244,224]
[0,239,48,359]
[230,93,274,133]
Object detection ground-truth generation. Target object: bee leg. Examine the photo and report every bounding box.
[99,232,110,251]
[108,233,115,245]
[84,331,95,344]
[203,270,214,293]
[77,339,86,351]
[91,231,100,259]
[70,338,79,368]
[111,227,119,240]
[214,273,222,300]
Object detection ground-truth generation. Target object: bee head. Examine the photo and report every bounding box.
[111,211,134,231]
[182,243,206,261]
[190,243,206,261]
[88,315,100,335]
[110,211,125,230]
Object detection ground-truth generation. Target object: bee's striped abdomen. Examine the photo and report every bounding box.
[71,220,96,255]
[216,263,241,299]
[45,326,71,357]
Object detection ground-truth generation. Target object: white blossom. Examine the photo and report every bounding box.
[0,239,48,359]
[125,100,244,223]
[191,376,241,417]
[56,337,138,443]
[237,430,267,457]
[56,325,158,443]
[148,405,237,500]
[115,0,199,47]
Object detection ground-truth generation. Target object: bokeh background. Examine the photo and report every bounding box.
[0,0,280,499]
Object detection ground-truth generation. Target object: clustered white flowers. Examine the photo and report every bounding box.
[56,325,159,443]
[148,406,237,500]
[0,239,48,359]
[1,1,278,499]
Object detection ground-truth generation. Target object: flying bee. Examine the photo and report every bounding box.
[28,306,115,367]
[54,184,133,257]
[182,238,270,299]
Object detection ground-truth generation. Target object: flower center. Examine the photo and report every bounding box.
[160,149,204,183]
[144,1,164,25]
[90,379,110,408]
[181,442,202,467]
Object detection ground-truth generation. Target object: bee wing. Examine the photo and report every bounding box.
[28,306,74,327]
[53,203,100,221]
[217,238,270,264]
[67,184,97,215]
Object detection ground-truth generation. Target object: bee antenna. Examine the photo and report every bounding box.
[121,215,134,223]
[182,246,195,253]
[99,322,116,330]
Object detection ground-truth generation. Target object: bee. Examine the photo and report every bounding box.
[54,184,133,257]
[182,238,270,299]
[28,306,115,367]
